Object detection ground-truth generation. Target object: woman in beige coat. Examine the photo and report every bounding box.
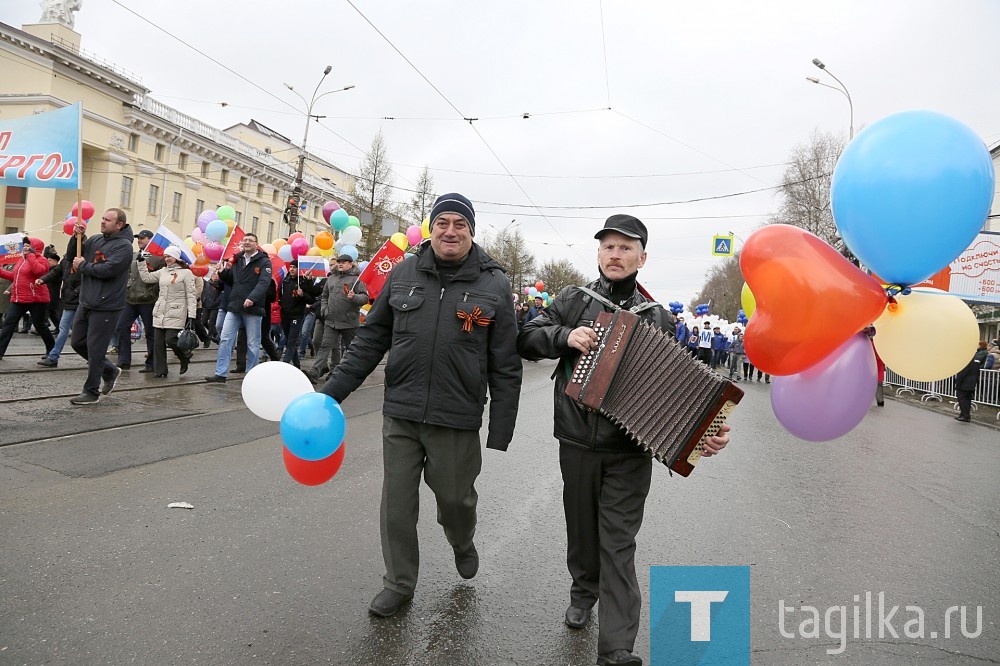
[138,246,197,377]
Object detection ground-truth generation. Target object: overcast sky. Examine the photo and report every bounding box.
[6,0,999,303]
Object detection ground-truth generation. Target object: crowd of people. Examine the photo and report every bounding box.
[0,210,370,403]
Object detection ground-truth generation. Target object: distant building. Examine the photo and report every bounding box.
[0,18,352,247]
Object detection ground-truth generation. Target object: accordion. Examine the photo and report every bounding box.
[565,309,743,476]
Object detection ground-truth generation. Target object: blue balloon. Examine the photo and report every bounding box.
[831,111,995,286]
[205,219,229,242]
[341,244,359,261]
[279,393,345,461]
[330,208,350,232]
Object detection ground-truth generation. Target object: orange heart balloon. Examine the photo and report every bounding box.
[741,225,887,376]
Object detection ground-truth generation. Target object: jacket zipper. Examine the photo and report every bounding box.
[420,284,446,422]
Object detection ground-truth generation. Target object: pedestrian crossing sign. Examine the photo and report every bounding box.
[713,235,734,256]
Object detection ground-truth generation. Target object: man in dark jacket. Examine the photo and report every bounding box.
[69,208,134,404]
[517,215,731,666]
[277,262,319,367]
[205,232,272,382]
[115,229,164,372]
[954,341,989,422]
[320,193,522,618]
[307,254,368,382]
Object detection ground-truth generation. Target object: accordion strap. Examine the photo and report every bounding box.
[576,286,661,316]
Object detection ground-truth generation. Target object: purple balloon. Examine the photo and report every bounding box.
[770,333,877,442]
[197,209,218,232]
[321,200,341,223]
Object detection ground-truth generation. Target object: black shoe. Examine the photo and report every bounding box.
[232,366,246,374]
[37,358,57,367]
[180,359,189,375]
[877,401,884,407]
[101,366,122,395]
[597,649,642,665]
[956,416,971,422]
[454,543,479,579]
[70,392,100,405]
[202,341,210,348]
[154,373,167,378]
[565,605,590,629]
[118,364,131,370]
[138,367,154,374]
[368,588,413,618]
[204,374,227,383]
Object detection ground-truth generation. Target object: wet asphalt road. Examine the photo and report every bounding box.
[0,335,998,665]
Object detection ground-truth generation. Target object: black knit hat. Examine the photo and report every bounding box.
[430,193,476,236]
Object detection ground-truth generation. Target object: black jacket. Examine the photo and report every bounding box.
[955,348,989,392]
[320,242,522,451]
[218,251,272,317]
[277,273,319,319]
[75,224,134,311]
[517,276,673,454]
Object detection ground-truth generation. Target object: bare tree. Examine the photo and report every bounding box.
[479,226,535,293]
[406,166,436,227]
[770,129,846,249]
[536,258,589,296]
[689,254,744,322]
[350,131,396,259]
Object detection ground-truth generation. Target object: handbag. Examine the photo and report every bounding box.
[176,320,199,352]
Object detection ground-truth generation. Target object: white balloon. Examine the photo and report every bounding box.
[340,225,362,245]
[241,362,315,421]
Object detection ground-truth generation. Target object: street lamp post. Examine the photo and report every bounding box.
[283,66,354,234]
[807,58,854,139]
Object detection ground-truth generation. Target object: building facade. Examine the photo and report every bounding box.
[0,19,352,250]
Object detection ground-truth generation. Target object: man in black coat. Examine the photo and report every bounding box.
[517,215,731,666]
[69,209,134,404]
[954,341,989,422]
[204,232,272,383]
[320,193,522,618]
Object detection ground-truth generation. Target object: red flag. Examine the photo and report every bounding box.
[358,239,406,301]
[221,225,246,261]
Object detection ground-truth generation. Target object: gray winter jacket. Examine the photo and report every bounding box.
[320,265,369,329]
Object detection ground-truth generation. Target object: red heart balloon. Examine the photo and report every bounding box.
[741,225,887,376]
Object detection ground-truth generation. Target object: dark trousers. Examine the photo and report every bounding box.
[698,347,712,365]
[71,307,121,397]
[380,416,481,595]
[311,325,356,377]
[116,302,154,369]
[560,443,652,654]
[280,315,304,366]
[956,389,974,419]
[201,307,219,340]
[0,302,55,358]
[152,327,191,375]
[193,308,211,344]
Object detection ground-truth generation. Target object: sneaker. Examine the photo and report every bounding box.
[180,359,189,375]
[70,392,100,405]
[231,366,246,374]
[204,374,227,383]
[101,366,123,395]
[37,358,58,367]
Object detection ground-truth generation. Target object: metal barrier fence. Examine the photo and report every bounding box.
[884,367,1000,416]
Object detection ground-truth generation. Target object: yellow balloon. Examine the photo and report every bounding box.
[741,282,756,319]
[421,218,431,239]
[872,288,979,382]
[260,243,276,255]
[226,219,236,234]
[390,232,408,251]
[319,247,335,257]
[184,236,195,249]
[306,246,322,256]
[273,238,288,250]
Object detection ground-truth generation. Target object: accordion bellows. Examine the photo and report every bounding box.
[566,309,743,476]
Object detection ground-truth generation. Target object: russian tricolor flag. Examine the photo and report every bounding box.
[145,224,195,265]
[297,256,329,278]
[0,232,24,258]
